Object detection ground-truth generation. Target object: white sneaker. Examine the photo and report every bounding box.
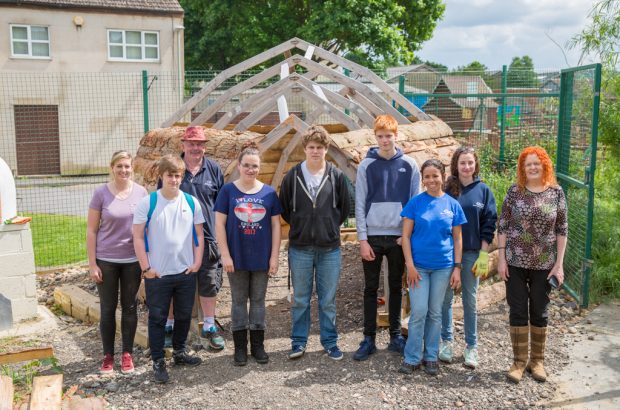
[438,340,453,363]
[463,346,479,369]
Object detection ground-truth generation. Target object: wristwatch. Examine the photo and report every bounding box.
[141,266,151,274]
[453,262,462,269]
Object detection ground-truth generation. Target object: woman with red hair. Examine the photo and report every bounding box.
[497,146,568,383]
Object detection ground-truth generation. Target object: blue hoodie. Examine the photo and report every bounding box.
[355,147,421,240]
[447,177,498,251]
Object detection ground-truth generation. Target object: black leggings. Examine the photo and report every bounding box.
[505,265,551,327]
[96,259,142,355]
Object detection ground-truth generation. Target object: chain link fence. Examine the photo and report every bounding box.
[0,65,599,306]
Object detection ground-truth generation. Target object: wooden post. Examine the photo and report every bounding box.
[0,375,13,410]
[29,374,63,410]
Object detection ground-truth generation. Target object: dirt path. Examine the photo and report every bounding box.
[35,242,583,409]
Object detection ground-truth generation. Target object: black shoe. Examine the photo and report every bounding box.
[153,358,169,383]
[250,329,269,364]
[423,360,439,376]
[398,361,421,375]
[233,330,248,366]
[173,350,202,367]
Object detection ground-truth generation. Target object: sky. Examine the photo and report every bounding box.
[416,0,597,70]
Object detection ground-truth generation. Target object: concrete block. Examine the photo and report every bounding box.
[0,277,26,299]
[24,274,36,298]
[11,298,38,322]
[0,229,24,253]
[19,228,33,254]
[0,253,35,279]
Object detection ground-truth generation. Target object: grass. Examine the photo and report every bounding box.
[27,213,87,267]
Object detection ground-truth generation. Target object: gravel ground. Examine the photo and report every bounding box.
[34,242,584,409]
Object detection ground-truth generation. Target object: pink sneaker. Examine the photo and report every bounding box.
[100,353,114,374]
[121,352,135,374]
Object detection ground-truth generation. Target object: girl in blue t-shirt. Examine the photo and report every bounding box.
[398,159,467,376]
[214,142,282,366]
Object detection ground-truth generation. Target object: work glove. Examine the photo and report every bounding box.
[472,250,489,278]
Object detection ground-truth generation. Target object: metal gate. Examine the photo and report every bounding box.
[556,63,602,308]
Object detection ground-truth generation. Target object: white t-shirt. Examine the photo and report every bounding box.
[301,161,325,200]
[133,190,205,276]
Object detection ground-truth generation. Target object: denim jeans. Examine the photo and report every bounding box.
[145,272,196,361]
[96,259,141,355]
[441,251,479,348]
[289,246,341,350]
[228,270,269,332]
[362,236,405,337]
[403,266,452,365]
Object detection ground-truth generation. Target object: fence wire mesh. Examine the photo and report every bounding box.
[0,64,598,303]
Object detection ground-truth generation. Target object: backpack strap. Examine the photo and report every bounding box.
[144,191,158,253]
[183,192,199,247]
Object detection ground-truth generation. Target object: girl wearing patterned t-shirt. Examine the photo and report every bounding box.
[498,146,568,384]
[214,142,282,366]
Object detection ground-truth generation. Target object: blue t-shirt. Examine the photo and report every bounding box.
[400,192,467,269]
[214,183,282,271]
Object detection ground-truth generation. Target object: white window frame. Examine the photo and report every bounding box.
[107,29,160,62]
[10,24,51,59]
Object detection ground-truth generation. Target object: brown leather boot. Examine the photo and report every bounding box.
[526,325,548,382]
[507,326,529,383]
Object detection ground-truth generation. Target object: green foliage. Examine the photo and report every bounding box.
[29,213,87,267]
[180,0,445,70]
[1,357,62,402]
[569,0,620,69]
[410,56,448,72]
[507,56,539,87]
[598,72,620,157]
[453,60,488,76]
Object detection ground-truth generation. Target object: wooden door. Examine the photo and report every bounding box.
[14,105,60,175]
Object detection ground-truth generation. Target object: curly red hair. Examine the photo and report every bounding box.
[516,146,557,190]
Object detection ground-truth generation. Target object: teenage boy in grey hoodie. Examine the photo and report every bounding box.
[353,115,421,361]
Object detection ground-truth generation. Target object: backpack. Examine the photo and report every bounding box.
[144,191,199,252]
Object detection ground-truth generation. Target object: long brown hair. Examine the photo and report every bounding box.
[445,146,479,197]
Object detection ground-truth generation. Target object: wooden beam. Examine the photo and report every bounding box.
[294,57,411,124]
[162,38,304,127]
[297,77,375,127]
[294,83,361,131]
[292,38,432,122]
[258,117,295,153]
[327,145,358,182]
[233,94,282,132]
[0,347,54,365]
[342,88,384,117]
[271,113,314,189]
[0,375,13,410]
[29,374,63,410]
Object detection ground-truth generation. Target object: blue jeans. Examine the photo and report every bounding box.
[441,251,480,348]
[403,266,452,365]
[145,272,196,361]
[289,246,341,350]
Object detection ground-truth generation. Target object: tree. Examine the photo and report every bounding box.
[452,61,488,76]
[506,56,538,87]
[180,0,445,70]
[569,0,620,156]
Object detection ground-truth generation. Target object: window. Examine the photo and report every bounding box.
[10,25,50,58]
[107,30,159,62]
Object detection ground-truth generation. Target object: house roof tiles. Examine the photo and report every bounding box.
[5,0,183,14]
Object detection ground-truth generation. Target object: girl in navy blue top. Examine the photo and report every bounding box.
[214,142,282,366]
[440,146,497,369]
[399,159,466,376]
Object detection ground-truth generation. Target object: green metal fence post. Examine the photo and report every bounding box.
[499,65,507,168]
[398,75,405,115]
[142,70,149,134]
[581,63,603,308]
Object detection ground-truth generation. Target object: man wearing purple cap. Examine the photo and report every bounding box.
[163,126,226,350]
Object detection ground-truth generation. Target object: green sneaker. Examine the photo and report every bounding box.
[438,340,453,363]
[201,326,225,350]
[463,346,479,369]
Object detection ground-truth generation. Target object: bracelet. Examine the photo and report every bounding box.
[141,266,151,274]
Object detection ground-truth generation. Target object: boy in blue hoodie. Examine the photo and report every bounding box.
[353,115,421,361]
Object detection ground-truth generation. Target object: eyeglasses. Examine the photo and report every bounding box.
[240,163,259,170]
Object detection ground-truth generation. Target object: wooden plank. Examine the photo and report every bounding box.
[342,88,384,117]
[293,38,431,121]
[327,145,357,182]
[0,347,54,365]
[30,374,63,410]
[162,39,301,127]
[234,94,283,132]
[258,118,295,153]
[0,375,13,410]
[271,114,313,188]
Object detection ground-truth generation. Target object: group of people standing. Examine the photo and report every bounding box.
[87,114,567,385]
